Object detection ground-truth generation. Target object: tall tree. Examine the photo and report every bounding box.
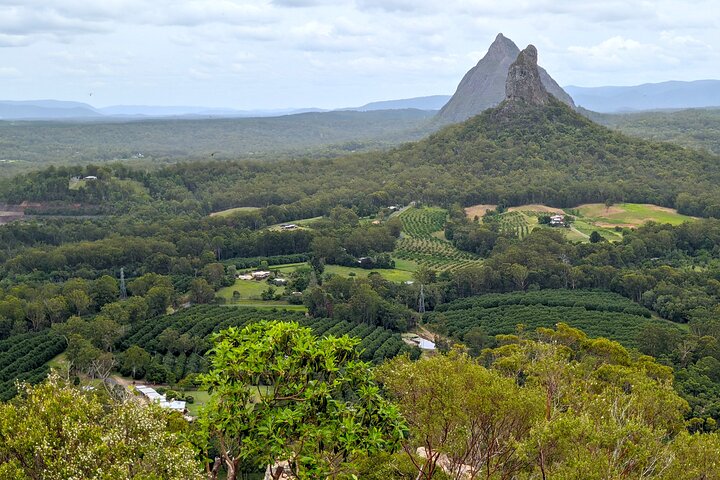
[196,321,407,480]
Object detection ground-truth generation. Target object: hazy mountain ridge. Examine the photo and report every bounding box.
[0,100,101,119]
[566,80,720,112]
[350,95,451,111]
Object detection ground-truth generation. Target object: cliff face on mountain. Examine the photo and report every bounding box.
[436,33,574,124]
[504,45,551,106]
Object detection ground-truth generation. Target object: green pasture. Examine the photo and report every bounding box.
[217,279,270,301]
[324,264,415,282]
[575,203,695,227]
[209,206,260,217]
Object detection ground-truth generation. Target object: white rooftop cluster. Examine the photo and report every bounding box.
[135,385,186,412]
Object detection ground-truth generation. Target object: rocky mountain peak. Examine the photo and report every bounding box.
[486,33,518,57]
[435,34,574,124]
[505,45,551,106]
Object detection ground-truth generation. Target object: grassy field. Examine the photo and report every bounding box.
[271,263,306,273]
[47,353,69,371]
[217,260,415,305]
[217,278,270,301]
[184,386,272,417]
[324,264,415,282]
[209,206,260,217]
[393,258,420,272]
[183,390,212,417]
[216,279,306,310]
[575,203,695,227]
[264,261,416,283]
[572,218,623,241]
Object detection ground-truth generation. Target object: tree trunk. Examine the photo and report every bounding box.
[271,465,284,480]
[226,461,237,480]
[206,457,221,480]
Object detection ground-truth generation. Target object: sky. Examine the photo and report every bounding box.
[0,0,718,110]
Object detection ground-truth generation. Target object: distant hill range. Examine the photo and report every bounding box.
[0,100,102,120]
[348,95,451,112]
[0,101,326,121]
[566,80,720,112]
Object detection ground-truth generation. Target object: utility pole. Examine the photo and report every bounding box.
[418,284,426,314]
[120,267,127,300]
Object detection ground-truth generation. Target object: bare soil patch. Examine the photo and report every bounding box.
[464,204,497,218]
[508,204,565,214]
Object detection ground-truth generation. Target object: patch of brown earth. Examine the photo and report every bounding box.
[508,204,565,214]
[465,204,497,218]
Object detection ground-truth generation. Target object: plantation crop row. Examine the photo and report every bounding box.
[122,305,416,367]
[154,351,207,381]
[498,212,533,239]
[121,306,306,353]
[396,207,482,271]
[0,331,66,401]
[399,207,448,238]
[307,317,420,363]
[436,289,652,317]
[427,303,680,349]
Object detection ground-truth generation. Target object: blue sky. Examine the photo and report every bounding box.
[0,0,717,109]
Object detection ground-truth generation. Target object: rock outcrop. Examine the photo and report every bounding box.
[436,33,574,124]
[505,45,550,106]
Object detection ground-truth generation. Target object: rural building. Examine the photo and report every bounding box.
[236,273,253,280]
[271,278,288,286]
[280,223,298,230]
[251,270,271,280]
[550,214,565,226]
[84,175,98,180]
[135,385,186,413]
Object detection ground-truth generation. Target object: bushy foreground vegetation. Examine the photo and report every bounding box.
[5,322,720,479]
[0,374,203,479]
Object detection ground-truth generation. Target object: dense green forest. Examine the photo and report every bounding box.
[4,100,720,220]
[0,109,434,177]
[590,107,720,155]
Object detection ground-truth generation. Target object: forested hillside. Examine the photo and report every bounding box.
[590,107,720,155]
[0,109,435,177]
[4,99,720,219]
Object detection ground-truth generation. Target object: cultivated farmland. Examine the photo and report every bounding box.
[394,207,483,271]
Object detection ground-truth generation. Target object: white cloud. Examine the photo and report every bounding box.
[0,0,717,108]
[0,66,20,77]
[567,36,675,69]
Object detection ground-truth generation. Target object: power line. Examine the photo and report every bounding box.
[120,267,127,300]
